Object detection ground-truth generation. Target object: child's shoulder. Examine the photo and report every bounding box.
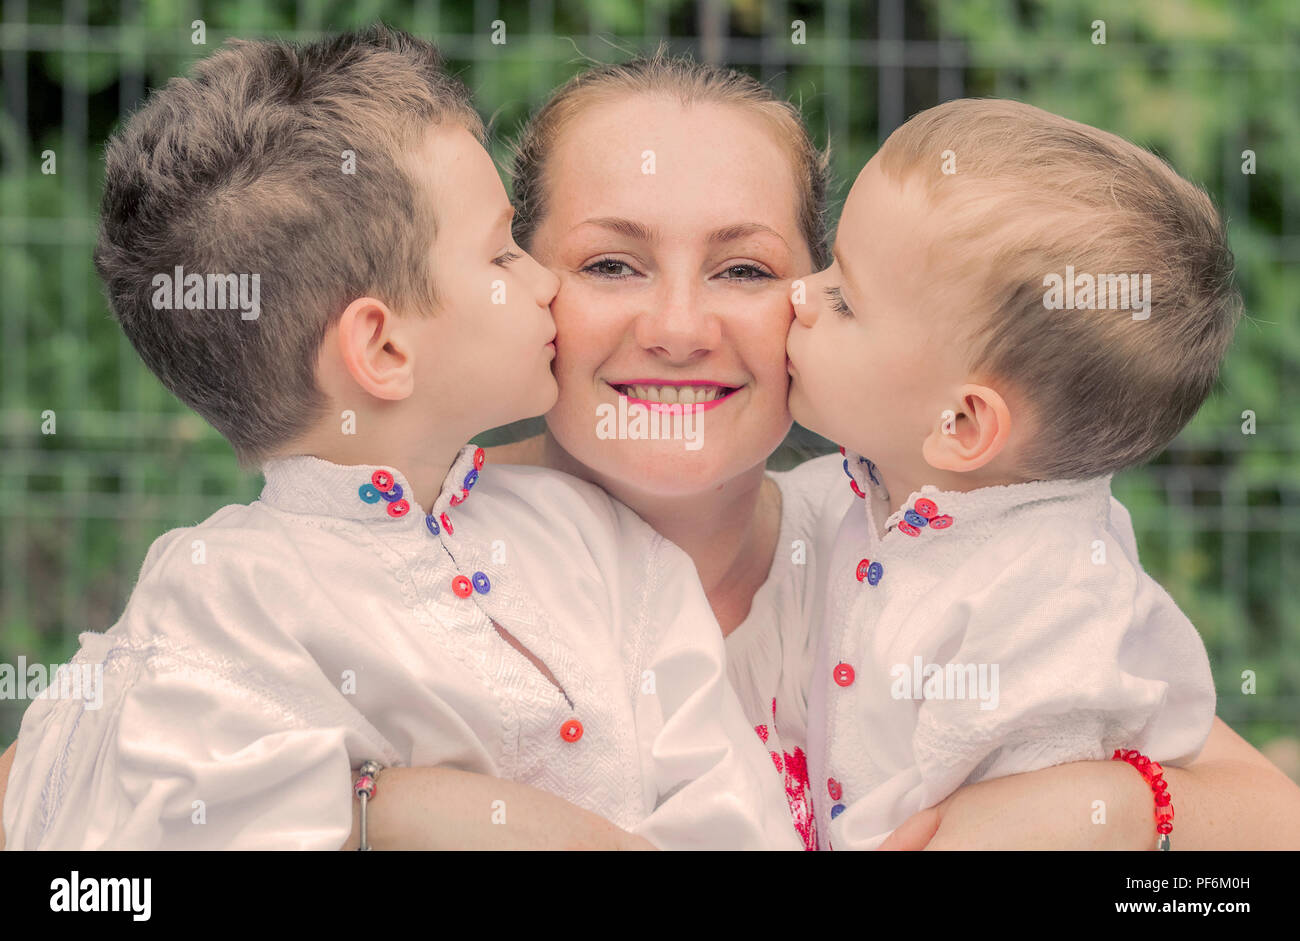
[133,499,301,582]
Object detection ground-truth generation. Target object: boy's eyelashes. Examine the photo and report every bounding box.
[493,249,522,267]
[826,285,854,317]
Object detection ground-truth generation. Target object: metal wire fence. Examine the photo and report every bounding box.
[1,0,1297,769]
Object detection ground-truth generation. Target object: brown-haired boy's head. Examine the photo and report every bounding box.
[95,25,558,472]
[788,98,1242,490]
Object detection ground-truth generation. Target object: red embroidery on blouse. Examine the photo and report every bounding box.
[754,697,819,850]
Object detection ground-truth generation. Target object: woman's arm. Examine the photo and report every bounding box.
[1,737,653,851]
[0,740,13,851]
[879,717,1300,850]
[339,765,657,851]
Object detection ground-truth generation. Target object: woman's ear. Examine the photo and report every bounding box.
[921,383,1012,474]
[333,297,416,402]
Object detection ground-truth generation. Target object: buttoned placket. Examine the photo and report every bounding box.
[366,446,585,744]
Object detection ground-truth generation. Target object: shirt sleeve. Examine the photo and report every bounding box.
[3,524,443,851]
[909,525,1217,811]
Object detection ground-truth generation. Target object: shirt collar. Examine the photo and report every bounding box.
[841,447,1113,540]
[258,443,486,525]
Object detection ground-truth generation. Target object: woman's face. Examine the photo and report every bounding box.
[529,94,814,497]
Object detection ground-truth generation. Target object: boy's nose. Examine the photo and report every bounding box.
[530,256,560,305]
[791,277,818,326]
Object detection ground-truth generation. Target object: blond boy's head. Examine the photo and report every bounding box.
[876,98,1241,479]
[94,25,484,468]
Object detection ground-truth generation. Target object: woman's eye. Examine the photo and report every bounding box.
[581,257,638,279]
[493,250,522,267]
[717,263,775,281]
[825,285,854,317]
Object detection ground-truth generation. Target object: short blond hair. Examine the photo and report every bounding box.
[877,98,1242,479]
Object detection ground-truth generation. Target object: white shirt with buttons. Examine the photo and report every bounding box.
[3,445,800,850]
[806,450,1216,850]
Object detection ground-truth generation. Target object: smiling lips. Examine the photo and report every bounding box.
[610,380,742,411]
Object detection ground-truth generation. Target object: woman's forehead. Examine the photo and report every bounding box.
[543,95,802,235]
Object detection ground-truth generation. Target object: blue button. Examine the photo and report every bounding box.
[471,571,490,594]
[904,509,928,528]
[842,459,852,480]
[463,468,479,491]
[830,803,845,819]
[425,514,440,536]
[866,561,883,586]
[380,482,404,503]
[358,484,382,504]
[865,460,880,485]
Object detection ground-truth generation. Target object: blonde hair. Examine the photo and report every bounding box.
[95,25,483,467]
[877,98,1242,479]
[509,48,831,269]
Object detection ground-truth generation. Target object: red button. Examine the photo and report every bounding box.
[561,719,583,742]
[371,470,394,492]
[929,514,953,529]
[473,447,486,470]
[440,512,453,534]
[451,575,472,598]
[387,499,409,518]
[838,446,845,455]
[449,489,468,506]
[855,559,871,582]
[914,498,938,519]
[898,520,920,536]
[849,480,866,499]
[833,663,855,687]
[828,777,843,800]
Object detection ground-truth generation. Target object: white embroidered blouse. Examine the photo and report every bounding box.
[2,445,799,850]
[806,450,1216,850]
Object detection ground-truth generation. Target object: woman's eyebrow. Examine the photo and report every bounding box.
[708,222,789,248]
[572,217,660,242]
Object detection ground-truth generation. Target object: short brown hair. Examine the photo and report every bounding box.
[94,24,484,467]
[876,98,1242,480]
[509,48,831,270]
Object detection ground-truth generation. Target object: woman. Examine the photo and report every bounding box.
[3,52,1297,851]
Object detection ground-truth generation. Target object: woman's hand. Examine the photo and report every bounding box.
[878,717,1300,850]
[338,765,658,851]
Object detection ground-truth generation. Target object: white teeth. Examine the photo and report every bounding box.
[619,384,729,404]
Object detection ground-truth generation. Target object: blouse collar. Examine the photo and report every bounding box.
[258,443,486,526]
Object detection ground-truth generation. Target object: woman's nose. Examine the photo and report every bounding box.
[634,278,721,361]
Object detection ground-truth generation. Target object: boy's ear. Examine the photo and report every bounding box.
[333,297,415,401]
[921,383,1012,474]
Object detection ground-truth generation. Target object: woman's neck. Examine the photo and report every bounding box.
[539,431,781,636]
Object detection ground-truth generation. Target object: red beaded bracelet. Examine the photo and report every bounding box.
[1112,748,1174,850]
